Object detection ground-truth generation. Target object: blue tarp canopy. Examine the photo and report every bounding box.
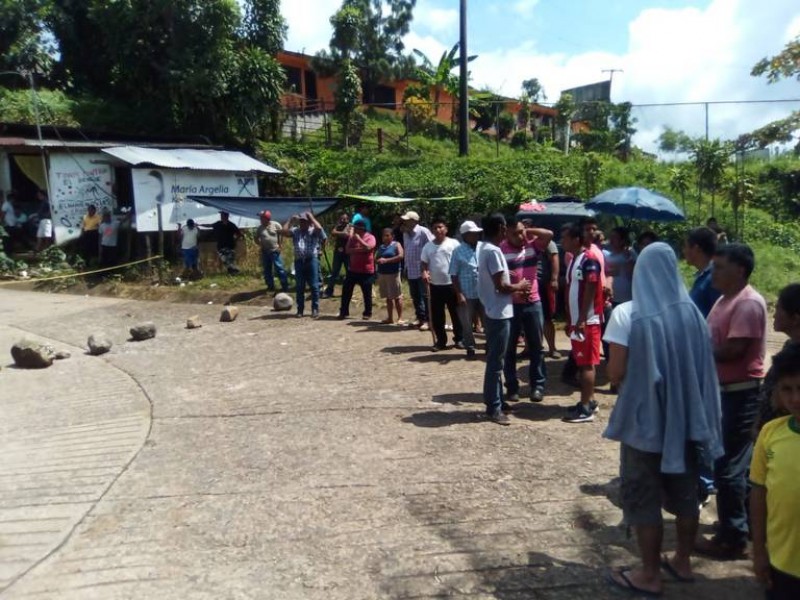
[188,196,339,223]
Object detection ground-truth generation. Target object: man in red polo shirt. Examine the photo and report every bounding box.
[562,223,604,423]
[338,220,376,320]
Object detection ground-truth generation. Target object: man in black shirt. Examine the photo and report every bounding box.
[323,211,350,298]
[201,211,242,274]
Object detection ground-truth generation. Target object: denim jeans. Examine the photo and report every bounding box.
[339,271,374,318]
[182,247,199,270]
[714,386,761,546]
[456,298,482,350]
[408,277,428,322]
[294,256,320,315]
[503,302,546,395]
[261,249,289,291]
[324,249,348,296]
[483,316,510,415]
[430,284,463,348]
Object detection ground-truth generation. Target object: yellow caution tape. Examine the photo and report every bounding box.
[0,255,164,286]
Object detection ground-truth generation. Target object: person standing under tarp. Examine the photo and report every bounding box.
[200,211,242,275]
[256,210,289,293]
[79,204,101,264]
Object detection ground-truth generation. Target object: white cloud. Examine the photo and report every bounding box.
[282,0,339,55]
[415,1,459,36]
[512,0,540,19]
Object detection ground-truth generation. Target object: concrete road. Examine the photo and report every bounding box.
[0,289,765,599]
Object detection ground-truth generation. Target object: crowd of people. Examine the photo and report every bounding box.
[236,205,797,599]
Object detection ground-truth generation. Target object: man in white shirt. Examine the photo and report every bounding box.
[421,216,462,351]
[477,213,531,425]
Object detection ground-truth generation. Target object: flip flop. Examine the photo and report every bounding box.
[660,555,695,583]
[605,568,663,598]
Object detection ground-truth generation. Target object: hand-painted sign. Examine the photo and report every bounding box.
[131,170,259,232]
[48,153,115,243]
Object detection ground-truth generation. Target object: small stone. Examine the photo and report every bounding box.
[220,306,239,322]
[130,322,157,341]
[55,350,71,360]
[273,292,294,312]
[11,340,55,369]
[88,334,112,355]
[186,315,203,329]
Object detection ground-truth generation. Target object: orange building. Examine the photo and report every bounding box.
[276,50,557,131]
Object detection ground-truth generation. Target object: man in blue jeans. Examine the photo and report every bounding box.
[500,216,553,403]
[477,213,532,425]
[283,212,326,319]
[323,212,350,298]
[696,243,767,560]
[256,210,289,293]
[400,211,434,330]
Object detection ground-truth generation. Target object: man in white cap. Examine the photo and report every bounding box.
[449,220,483,358]
[400,210,433,329]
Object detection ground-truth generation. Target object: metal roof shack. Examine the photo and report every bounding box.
[101,146,280,173]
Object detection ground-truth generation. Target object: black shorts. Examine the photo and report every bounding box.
[620,443,699,527]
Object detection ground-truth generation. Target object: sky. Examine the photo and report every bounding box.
[281,0,800,151]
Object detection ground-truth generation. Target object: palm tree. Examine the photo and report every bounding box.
[412,42,476,120]
[690,139,731,218]
[668,165,691,213]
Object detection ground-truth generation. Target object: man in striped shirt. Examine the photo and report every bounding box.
[500,216,554,403]
[401,211,434,329]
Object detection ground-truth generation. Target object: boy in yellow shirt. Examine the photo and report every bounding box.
[750,343,800,599]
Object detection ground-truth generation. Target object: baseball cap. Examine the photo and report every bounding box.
[260,210,271,219]
[459,220,483,235]
[400,211,420,221]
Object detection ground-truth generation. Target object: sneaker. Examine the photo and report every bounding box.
[430,345,445,352]
[409,319,421,327]
[362,314,372,321]
[530,389,544,403]
[295,312,304,318]
[311,310,320,319]
[506,392,520,402]
[466,348,476,358]
[568,400,599,414]
[337,313,348,320]
[454,340,465,350]
[562,403,595,423]
[501,401,514,413]
[488,410,511,425]
[419,323,430,331]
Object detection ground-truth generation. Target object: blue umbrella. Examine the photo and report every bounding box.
[586,187,686,222]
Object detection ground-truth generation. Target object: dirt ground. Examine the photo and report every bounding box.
[0,287,770,599]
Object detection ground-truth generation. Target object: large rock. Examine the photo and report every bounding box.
[186,315,202,329]
[273,293,293,312]
[11,341,55,369]
[220,306,239,322]
[130,322,157,341]
[87,334,112,356]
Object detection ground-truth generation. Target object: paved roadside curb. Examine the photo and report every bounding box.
[0,324,152,594]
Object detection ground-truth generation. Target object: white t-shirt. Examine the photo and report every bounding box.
[603,301,633,347]
[181,227,199,250]
[477,242,513,320]
[2,200,17,227]
[420,237,460,285]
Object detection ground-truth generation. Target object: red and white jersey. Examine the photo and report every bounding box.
[567,249,604,326]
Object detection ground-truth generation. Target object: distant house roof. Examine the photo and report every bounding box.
[101,146,281,174]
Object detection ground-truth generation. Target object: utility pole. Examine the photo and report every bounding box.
[458,0,469,157]
[601,68,623,94]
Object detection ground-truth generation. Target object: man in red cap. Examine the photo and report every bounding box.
[256,210,289,293]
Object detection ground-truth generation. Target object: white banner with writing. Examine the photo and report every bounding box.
[48,153,115,243]
[131,169,259,232]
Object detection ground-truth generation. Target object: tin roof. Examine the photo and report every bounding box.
[101,146,281,174]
